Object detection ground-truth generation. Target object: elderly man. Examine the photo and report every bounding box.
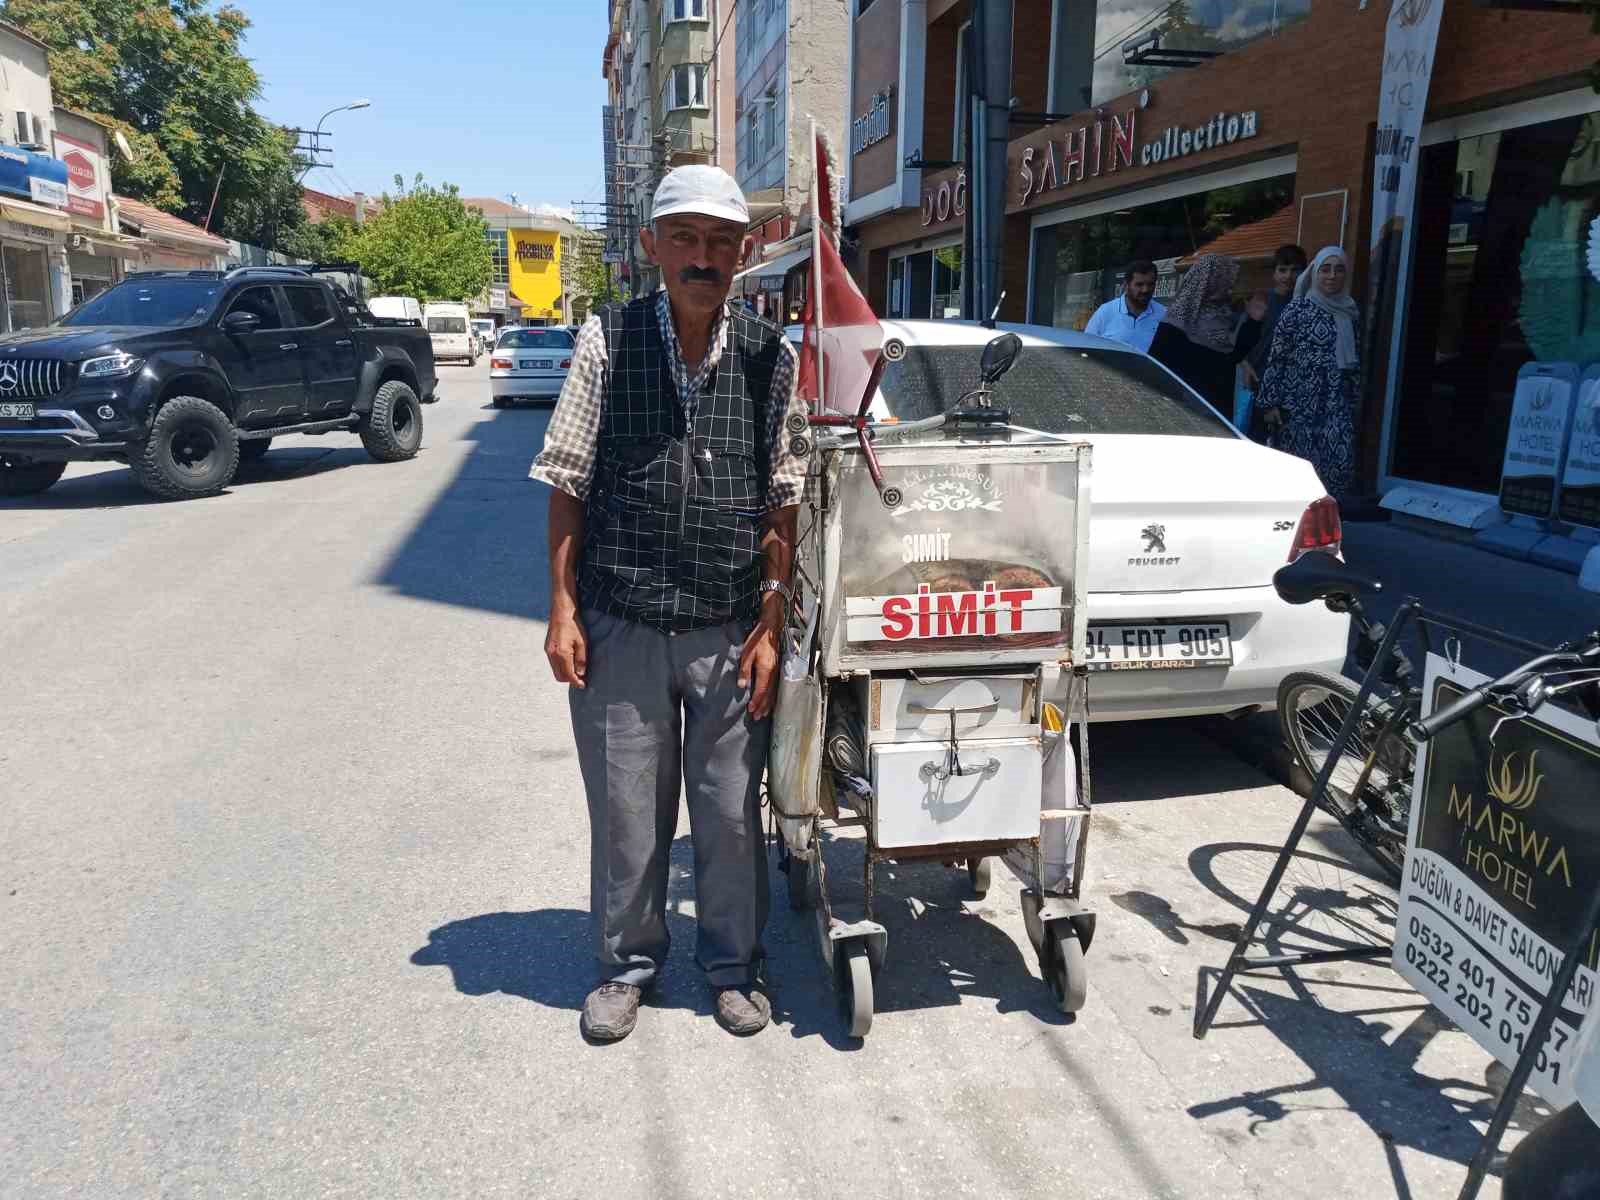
[530,165,807,1042]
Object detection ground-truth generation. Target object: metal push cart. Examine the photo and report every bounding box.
[768,334,1097,1037]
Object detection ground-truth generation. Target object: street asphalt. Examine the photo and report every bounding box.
[1,363,1545,1198]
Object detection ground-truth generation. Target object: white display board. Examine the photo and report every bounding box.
[1558,366,1600,531]
[1394,654,1600,1107]
[1499,363,1578,520]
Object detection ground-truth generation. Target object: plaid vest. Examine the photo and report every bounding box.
[578,297,784,634]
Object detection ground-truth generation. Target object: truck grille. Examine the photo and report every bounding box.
[0,358,67,399]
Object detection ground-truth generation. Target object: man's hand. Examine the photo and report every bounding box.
[1263,406,1285,434]
[546,611,589,688]
[738,599,783,719]
[1241,361,1259,391]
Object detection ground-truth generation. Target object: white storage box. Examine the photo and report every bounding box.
[869,736,1042,850]
[865,672,1038,745]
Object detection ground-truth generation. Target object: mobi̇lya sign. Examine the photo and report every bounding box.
[1394,654,1600,1107]
[852,86,894,157]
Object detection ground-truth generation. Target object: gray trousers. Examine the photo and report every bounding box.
[569,608,771,989]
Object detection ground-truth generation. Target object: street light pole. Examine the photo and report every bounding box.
[296,99,372,183]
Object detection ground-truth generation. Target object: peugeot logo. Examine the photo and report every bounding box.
[0,363,18,393]
[1140,523,1167,554]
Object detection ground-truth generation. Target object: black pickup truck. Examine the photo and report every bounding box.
[0,266,438,500]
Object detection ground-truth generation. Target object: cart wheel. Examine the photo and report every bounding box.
[966,856,992,897]
[880,485,904,510]
[840,942,874,1038]
[1044,924,1088,1013]
[785,411,809,436]
[784,853,812,911]
[789,434,813,458]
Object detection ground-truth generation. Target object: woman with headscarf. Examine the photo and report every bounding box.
[1148,253,1266,418]
[1254,246,1362,496]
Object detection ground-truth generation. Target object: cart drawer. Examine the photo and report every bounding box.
[867,673,1037,744]
[870,737,1041,850]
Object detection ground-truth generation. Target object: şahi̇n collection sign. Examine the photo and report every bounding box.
[1394,654,1600,1106]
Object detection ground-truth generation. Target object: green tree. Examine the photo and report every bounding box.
[339,177,492,303]
[275,214,356,265]
[7,0,308,246]
[572,233,619,308]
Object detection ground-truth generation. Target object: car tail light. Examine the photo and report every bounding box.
[491,356,512,370]
[560,358,572,369]
[1287,496,1342,562]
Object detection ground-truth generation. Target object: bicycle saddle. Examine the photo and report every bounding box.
[1273,554,1382,606]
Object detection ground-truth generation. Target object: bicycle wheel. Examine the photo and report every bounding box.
[1277,671,1414,885]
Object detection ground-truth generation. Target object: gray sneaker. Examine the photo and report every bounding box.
[581,982,642,1042]
[713,985,771,1036]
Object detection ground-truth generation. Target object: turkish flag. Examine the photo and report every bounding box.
[798,128,882,416]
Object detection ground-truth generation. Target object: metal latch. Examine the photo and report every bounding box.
[912,704,1001,781]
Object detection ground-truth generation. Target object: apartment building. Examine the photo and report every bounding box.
[605,0,739,295]
[464,197,588,327]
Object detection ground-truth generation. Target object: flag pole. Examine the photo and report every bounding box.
[810,118,826,414]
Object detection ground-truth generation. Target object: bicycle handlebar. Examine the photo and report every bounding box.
[1412,637,1600,741]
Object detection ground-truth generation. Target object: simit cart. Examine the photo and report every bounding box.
[768,332,1096,1038]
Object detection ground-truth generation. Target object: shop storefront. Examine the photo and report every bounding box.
[1381,91,1600,501]
[844,0,1598,514]
[0,206,67,331]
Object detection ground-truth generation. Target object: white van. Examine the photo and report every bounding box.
[470,318,496,354]
[424,301,476,364]
[367,295,423,324]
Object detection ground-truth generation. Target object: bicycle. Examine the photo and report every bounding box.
[1270,553,1600,886]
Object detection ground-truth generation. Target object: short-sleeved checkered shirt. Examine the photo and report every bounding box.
[529,292,806,512]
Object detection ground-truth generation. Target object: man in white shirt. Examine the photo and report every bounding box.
[1082,259,1165,353]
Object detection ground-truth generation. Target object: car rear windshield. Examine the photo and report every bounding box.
[427,316,467,334]
[61,279,222,328]
[498,329,573,349]
[878,344,1234,438]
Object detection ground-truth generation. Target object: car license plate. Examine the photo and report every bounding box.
[0,401,35,419]
[521,359,552,370]
[1086,621,1233,671]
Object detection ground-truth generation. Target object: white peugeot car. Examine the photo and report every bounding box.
[804,319,1349,722]
[490,326,575,408]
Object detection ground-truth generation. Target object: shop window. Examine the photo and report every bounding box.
[487,229,509,286]
[887,246,958,319]
[932,246,963,318]
[1391,112,1600,494]
[1030,173,1294,329]
[1087,0,1311,108]
[0,244,52,331]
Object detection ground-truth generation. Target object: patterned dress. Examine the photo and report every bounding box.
[1255,299,1359,496]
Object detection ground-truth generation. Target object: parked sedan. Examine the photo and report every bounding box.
[859,319,1350,722]
[490,327,575,408]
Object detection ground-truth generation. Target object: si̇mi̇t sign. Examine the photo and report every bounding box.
[1394,654,1600,1106]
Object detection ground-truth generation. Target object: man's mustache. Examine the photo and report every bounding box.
[679,266,724,285]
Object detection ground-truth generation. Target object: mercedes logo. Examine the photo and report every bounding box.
[0,363,18,393]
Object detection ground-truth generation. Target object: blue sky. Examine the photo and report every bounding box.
[243,0,609,214]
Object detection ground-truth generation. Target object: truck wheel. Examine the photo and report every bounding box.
[238,438,272,462]
[129,395,240,500]
[359,380,423,462]
[0,455,67,497]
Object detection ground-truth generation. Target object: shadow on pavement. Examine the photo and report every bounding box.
[374,406,555,623]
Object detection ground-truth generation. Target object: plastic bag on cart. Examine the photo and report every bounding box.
[769,592,824,821]
[1002,717,1081,894]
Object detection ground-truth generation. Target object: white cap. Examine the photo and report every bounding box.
[651,165,748,226]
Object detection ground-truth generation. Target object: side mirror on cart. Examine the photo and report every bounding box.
[980,332,1023,385]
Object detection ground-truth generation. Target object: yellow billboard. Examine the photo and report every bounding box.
[508,229,563,320]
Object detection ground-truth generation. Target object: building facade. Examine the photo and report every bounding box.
[464,197,587,327]
[53,109,136,307]
[605,0,740,295]
[114,194,228,273]
[845,0,1599,519]
[0,20,74,329]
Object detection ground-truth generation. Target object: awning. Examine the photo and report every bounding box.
[733,247,808,285]
[0,197,70,231]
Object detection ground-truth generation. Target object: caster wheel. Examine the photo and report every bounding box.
[966,856,992,897]
[785,412,809,435]
[784,853,812,912]
[789,434,812,457]
[1044,924,1088,1013]
[839,941,874,1038]
[880,485,903,509]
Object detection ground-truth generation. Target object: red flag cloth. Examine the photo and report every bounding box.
[798,130,881,414]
